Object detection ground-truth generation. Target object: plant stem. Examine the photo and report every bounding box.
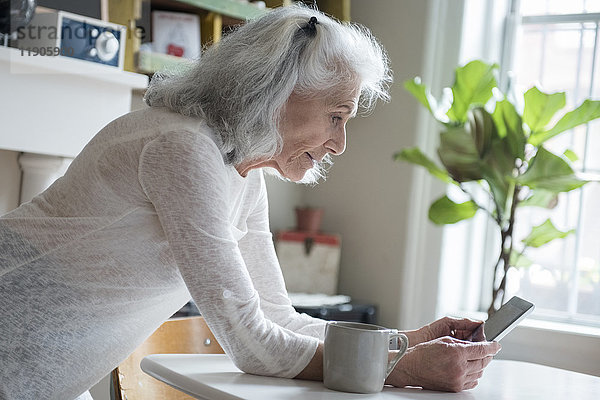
[488,244,505,316]
[458,183,497,223]
[488,184,521,315]
[502,187,520,302]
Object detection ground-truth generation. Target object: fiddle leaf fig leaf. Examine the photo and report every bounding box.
[530,99,600,146]
[523,87,566,134]
[480,165,509,218]
[510,251,533,268]
[563,149,579,162]
[404,78,438,117]
[522,219,575,248]
[437,125,484,182]
[520,189,558,208]
[492,99,526,160]
[479,137,516,217]
[428,195,478,225]
[517,147,586,192]
[469,107,496,157]
[394,147,454,184]
[447,61,498,123]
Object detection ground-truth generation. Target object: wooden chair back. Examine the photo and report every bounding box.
[111,316,223,400]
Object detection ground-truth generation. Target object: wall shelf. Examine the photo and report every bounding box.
[174,0,268,20]
[137,50,194,74]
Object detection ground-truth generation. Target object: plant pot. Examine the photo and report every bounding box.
[295,207,323,233]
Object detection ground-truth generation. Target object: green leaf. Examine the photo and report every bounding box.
[563,149,579,162]
[428,195,478,225]
[530,99,600,145]
[404,78,437,116]
[517,147,587,192]
[446,61,499,123]
[520,189,558,208]
[491,100,511,139]
[469,107,496,157]
[480,165,510,218]
[523,87,566,134]
[437,125,483,182]
[491,100,526,160]
[394,147,454,184]
[522,219,575,248]
[480,137,517,217]
[510,251,533,268]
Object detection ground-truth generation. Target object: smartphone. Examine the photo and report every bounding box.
[475,296,535,341]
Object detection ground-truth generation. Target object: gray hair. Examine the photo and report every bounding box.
[145,4,391,176]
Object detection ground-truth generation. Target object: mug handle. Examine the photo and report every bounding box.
[386,333,409,377]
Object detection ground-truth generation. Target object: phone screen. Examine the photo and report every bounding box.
[477,296,534,341]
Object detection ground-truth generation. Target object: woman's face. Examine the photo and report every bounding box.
[273,91,358,182]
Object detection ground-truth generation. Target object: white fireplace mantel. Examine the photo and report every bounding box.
[0,45,148,212]
[0,45,148,157]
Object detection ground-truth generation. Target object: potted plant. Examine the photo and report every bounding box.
[395,60,600,315]
[295,206,324,233]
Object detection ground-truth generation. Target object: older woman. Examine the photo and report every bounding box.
[0,5,499,399]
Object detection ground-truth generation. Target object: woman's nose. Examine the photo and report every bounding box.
[326,126,346,155]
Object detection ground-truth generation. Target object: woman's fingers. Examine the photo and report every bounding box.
[452,319,485,341]
[448,316,483,329]
[463,370,485,391]
[466,369,484,381]
[430,316,485,341]
[438,335,501,356]
[465,355,494,374]
[468,323,486,341]
[465,366,486,380]
[463,380,479,391]
[468,341,501,359]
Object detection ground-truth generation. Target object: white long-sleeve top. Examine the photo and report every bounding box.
[0,107,326,400]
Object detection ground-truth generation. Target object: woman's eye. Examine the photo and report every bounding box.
[331,116,343,124]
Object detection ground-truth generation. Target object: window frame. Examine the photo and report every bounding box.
[497,0,600,326]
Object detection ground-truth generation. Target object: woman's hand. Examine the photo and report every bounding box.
[386,336,501,392]
[402,316,485,346]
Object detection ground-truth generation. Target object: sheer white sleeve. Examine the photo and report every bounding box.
[138,131,319,378]
[238,173,327,341]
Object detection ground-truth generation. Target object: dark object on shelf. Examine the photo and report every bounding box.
[0,0,36,35]
[37,0,101,19]
[294,302,377,325]
[172,300,377,325]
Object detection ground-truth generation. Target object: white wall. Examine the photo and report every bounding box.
[265,175,304,233]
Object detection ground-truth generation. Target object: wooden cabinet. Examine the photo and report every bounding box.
[108,0,350,74]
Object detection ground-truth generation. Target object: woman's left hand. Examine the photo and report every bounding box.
[403,317,485,346]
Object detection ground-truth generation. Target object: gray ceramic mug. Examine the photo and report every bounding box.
[323,321,409,394]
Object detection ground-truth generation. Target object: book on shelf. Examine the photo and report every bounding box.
[152,10,201,60]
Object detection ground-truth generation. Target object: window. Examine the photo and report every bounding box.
[509,0,600,324]
[439,0,600,327]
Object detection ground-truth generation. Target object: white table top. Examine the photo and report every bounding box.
[141,354,600,399]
